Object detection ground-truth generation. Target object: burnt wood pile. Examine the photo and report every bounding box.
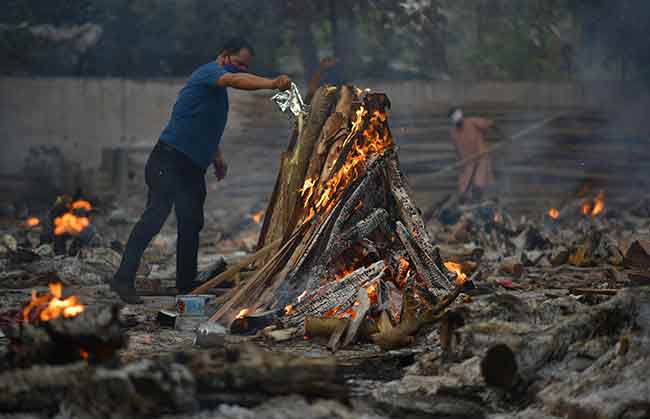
[192,86,462,348]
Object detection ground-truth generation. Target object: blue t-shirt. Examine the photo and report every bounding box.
[160,62,229,170]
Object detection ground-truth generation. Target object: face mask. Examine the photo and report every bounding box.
[223,64,244,73]
[450,109,463,124]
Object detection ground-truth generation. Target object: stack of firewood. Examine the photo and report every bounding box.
[193,86,463,350]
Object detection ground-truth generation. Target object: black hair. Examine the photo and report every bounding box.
[219,37,255,56]
[447,107,462,118]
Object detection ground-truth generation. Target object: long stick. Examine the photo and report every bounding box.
[189,238,282,295]
[430,113,565,180]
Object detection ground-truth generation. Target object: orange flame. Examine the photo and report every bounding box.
[284,304,294,315]
[53,199,92,236]
[54,212,90,236]
[548,208,559,219]
[365,283,378,305]
[235,308,250,320]
[303,106,393,214]
[248,210,264,225]
[444,261,467,285]
[23,282,85,322]
[396,257,411,287]
[591,191,605,216]
[581,201,592,216]
[25,217,40,227]
[71,200,92,211]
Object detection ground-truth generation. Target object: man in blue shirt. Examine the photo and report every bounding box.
[111,38,291,303]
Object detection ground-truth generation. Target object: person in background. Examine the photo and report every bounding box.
[448,107,495,204]
[111,38,292,304]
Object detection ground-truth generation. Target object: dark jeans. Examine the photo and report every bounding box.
[114,141,206,290]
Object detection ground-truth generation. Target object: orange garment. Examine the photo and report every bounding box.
[450,117,494,195]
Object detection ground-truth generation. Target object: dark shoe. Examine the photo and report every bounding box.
[110,279,144,304]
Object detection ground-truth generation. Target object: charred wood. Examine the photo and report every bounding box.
[282,260,385,328]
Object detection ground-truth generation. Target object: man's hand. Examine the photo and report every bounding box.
[213,158,227,181]
[272,75,292,91]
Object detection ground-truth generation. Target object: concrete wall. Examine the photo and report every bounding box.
[0,77,646,174]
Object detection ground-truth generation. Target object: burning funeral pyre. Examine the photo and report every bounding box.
[193,86,465,350]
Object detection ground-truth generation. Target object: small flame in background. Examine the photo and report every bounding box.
[25,217,40,227]
[54,199,92,236]
[71,200,92,211]
[248,210,265,225]
[235,308,250,320]
[580,190,605,217]
[23,282,85,322]
[548,208,560,219]
[493,211,503,224]
[591,191,605,216]
[444,261,467,285]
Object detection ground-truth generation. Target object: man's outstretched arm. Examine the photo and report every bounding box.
[217,73,291,91]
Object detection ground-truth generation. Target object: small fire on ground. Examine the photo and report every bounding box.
[580,191,605,217]
[23,282,85,322]
[548,208,560,219]
[25,217,40,227]
[235,308,250,320]
[248,210,264,225]
[54,199,93,236]
[444,261,467,285]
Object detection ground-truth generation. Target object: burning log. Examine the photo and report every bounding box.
[2,282,125,367]
[282,260,385,328]
[5,304,125,367]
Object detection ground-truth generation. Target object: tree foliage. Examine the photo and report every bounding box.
[1,0,649,83]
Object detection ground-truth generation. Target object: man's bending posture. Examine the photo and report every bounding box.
[111,38,291,303]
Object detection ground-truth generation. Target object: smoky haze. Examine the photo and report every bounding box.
[0,0,648,215]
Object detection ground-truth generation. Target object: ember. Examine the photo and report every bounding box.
[23,282,85,322]
[235,308,250,320]
[548,208,559,219]
[25,217,40,227]
[54,199,92,236]
[580,191,605,217]
[248,210,265,225]
[591,191,605,216]
[444,261,467,285]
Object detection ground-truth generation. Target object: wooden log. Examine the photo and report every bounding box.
[342,286,371,348]
[320,208,389,263]
[4,305,125,367]
[395,221,450,296]
[327,318,351,352]
[256,153,291,250]
[283,87,338,234]
[305,316,349,339]
[282,260,385,328]
[209,224,308,323]
[387,155,452,293]
[0,360,196,416]
[188,344,348,405]
[460,287,650,389]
